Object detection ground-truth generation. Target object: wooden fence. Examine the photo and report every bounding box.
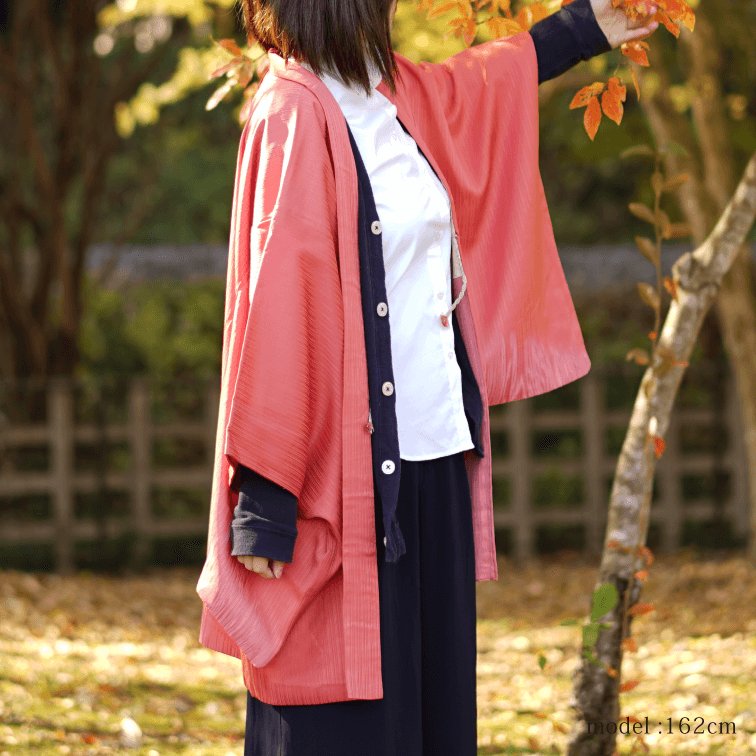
[0,368,749,573]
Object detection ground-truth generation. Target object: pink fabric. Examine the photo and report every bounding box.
[195,31,590,705]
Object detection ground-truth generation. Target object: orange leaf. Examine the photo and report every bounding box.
[628,602,655,616]
[601,88,624,125]
[607,75,627,102]
[462,17,477,45]
[664,0,696,31]
[634,569,649,581]
[663,276,678,300]
[605,664,619,677]
[217,38,243,56]
[584,95,602,140]
[655,10,680,37]
[569,82,605,109]
[210,57,242,79]
[653,435,666,458]
[620,679,641,692]
[428,2,457,18]
[626,347,650,365]
[637,545,655,565]
[621,41,650,67]
[630,66,641,100]
[622,636,638,652]
[647,330,657,340]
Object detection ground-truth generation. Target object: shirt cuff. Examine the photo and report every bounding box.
[229,464,298,563]
[529,0,612,85]
[564,0,612,59]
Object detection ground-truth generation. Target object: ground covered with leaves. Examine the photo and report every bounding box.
[1,551,754,754]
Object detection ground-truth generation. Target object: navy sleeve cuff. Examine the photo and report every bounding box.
[229,464,298,563]
[529,0,612,84]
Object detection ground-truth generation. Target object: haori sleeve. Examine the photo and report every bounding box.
[221,81,340,504]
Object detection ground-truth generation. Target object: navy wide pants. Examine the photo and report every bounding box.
[243,450,478,756]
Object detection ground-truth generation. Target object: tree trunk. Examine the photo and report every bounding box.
[640,10,756,560]
[567,153,756,754]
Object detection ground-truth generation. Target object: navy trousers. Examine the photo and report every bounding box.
[243,449,478,756]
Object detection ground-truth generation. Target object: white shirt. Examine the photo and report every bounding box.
[299,60,474,461]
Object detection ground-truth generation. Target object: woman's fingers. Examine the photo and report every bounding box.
[629,19,659,40]
[235,555,286,579]
[596,0,660,48]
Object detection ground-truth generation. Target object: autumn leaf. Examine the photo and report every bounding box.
[210,58,243,79]
[663,221,692,239]
[584,95,602,140]
[630,66,642,100]
[655,9,680,37]
[215,37,242,56]
[663,0,695,31]
[427,1,457,18]
[626,347,650,365]
[628,602,655,616]
[628,202,656,224]
[569,82,605,109]
[636,282,660,310]
[653,435,666,458]
[601,86,623,125]
[622,636,639,652]
[662,172,690,191]
[634,235,659,265]
[663,276,678,301]
[636,545,655,565]
[634,569,649,581]
[620,679,641,692]
[621,40,651,67]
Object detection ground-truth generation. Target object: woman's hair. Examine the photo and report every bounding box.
[239,0,399,96]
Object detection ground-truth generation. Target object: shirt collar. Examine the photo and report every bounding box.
[298,58,384,107]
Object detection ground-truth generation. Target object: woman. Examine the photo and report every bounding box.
[196,1,658,754]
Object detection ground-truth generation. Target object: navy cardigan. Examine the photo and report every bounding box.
[229,0,611,562]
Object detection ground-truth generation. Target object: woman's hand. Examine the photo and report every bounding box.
[236,555,287,579]
[589,0,659,48]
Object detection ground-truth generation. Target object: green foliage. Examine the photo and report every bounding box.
[78,276,225,381]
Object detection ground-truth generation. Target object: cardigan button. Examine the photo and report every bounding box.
[381,459,395,474]
[371,220,382,235]
[383,536,387,546]
[376,301,388,317]
[381,381,394,396]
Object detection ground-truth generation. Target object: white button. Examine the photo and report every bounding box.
[376,302,388,316]
[381,459,395,474]
[436,292,444,300]
[371,220,382,235]
[448,350,454,359]
[383,536,387,546]
[382,381,394,396]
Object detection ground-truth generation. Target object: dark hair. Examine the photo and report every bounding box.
[240,0,399,96]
